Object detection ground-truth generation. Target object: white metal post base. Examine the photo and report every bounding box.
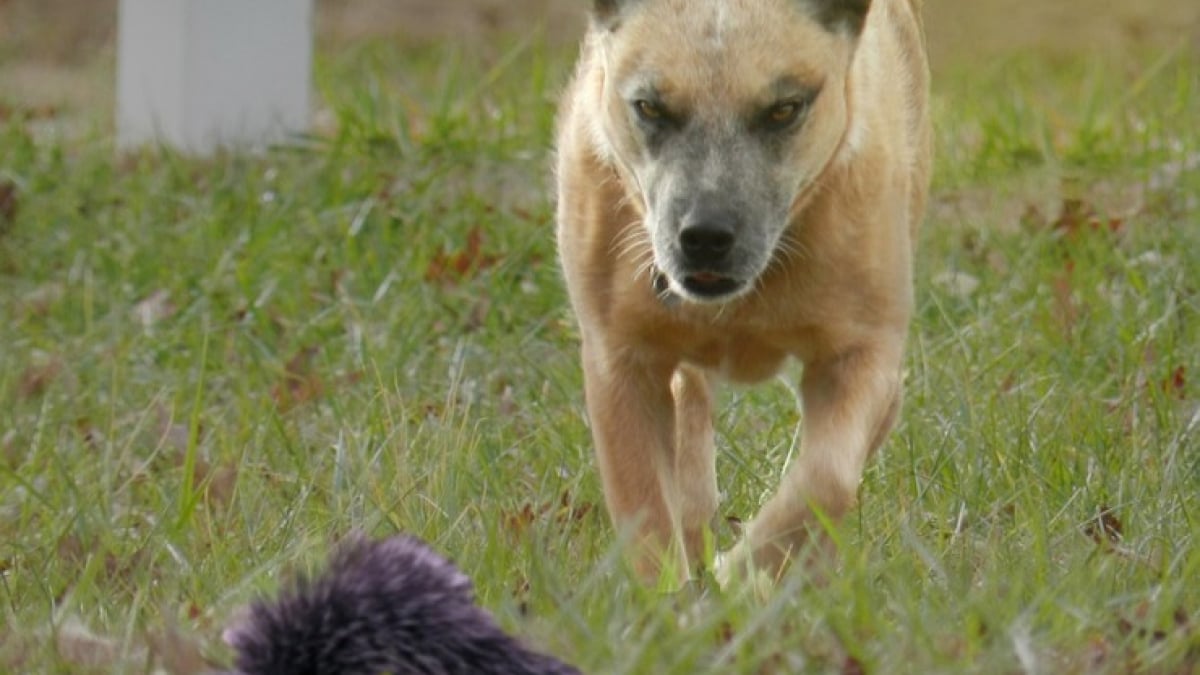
[116,0,312,153]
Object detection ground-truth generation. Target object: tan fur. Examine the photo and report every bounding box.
[556,0,930,585]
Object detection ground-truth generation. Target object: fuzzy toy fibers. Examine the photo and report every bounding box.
[221,535,580,675]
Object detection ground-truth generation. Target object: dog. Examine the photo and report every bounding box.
[220,535,580,674]
[555,0,931,586]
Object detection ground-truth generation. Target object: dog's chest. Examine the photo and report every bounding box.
[682,331,789,384]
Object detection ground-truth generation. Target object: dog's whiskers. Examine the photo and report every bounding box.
[612,222,654,280]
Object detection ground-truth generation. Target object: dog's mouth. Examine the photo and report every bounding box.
[652,268,744,304]
[683,272,743,298]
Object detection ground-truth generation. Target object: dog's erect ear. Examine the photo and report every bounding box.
[592,0,638,30]
[806,0,872,36]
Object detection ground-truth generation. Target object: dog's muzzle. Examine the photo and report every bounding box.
[652,267,745,305]
[670,208,747,301]
[651,268,681,307]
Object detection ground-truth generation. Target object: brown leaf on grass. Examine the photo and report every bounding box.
[1173,606,1190,631]
[75,417,103,450]
[509,206,555,231]
[1050,198,1125,239]
[998,372,1018,394]
[1020,203,1047,230]
[102,549,148,585]
[550,489,594,525]
[1084,635,1113,671]
[424,226,500,286]
[504,503,539,536]
[0,103,59,123]
[501,490,596,538]
[330,267,349,297]
[841,655,867,675]
[1163,365,1187,400]
[995,502,1017,522]
[1053,198,1095,238]
[158,409,238,509]
[512,575,531,617]
[33,103,63,120]
[1083,504,1123,546]
[16,357,61,398]
[231,299,251,323]
[1113,602,1192,650]
[271,346,324,412]
[0,179,17,231]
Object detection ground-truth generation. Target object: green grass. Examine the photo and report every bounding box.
[1,35,1197,674]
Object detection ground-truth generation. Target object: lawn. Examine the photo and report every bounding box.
[1,15,1198,675]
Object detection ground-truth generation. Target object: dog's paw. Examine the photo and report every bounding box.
[713,544,776,599]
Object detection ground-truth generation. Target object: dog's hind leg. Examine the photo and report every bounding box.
[671,364,719,570]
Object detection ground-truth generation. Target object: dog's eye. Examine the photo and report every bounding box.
[762,101,805,130]
[768,103,800,124]
[633,99,667,123]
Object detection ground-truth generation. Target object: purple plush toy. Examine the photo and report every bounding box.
[221,535,580,675]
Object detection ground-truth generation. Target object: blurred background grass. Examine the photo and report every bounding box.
[1,0,1197,117]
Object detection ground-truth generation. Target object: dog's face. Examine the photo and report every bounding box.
[593,0,869,303]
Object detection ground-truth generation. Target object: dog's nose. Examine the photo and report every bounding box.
[679,219,735,267]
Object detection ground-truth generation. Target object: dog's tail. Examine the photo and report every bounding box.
[221,535,580,675]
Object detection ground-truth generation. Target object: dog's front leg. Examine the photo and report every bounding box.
[671,364,719,567]
[726,339,904,582]
[581,338,691,585]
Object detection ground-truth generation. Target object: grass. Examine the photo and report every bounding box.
[1,29,1198,675]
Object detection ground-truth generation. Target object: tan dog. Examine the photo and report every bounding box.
[555,0,930,586]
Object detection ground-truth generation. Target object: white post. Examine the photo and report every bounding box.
[116,0,313,153]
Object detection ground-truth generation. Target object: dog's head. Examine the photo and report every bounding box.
[591,0,870,304]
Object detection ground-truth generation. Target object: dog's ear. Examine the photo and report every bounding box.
[592,0,638,30]
[806,0,872,36]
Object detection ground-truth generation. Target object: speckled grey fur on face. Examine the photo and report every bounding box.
[639,112,798,299]
[220,535,580,675]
